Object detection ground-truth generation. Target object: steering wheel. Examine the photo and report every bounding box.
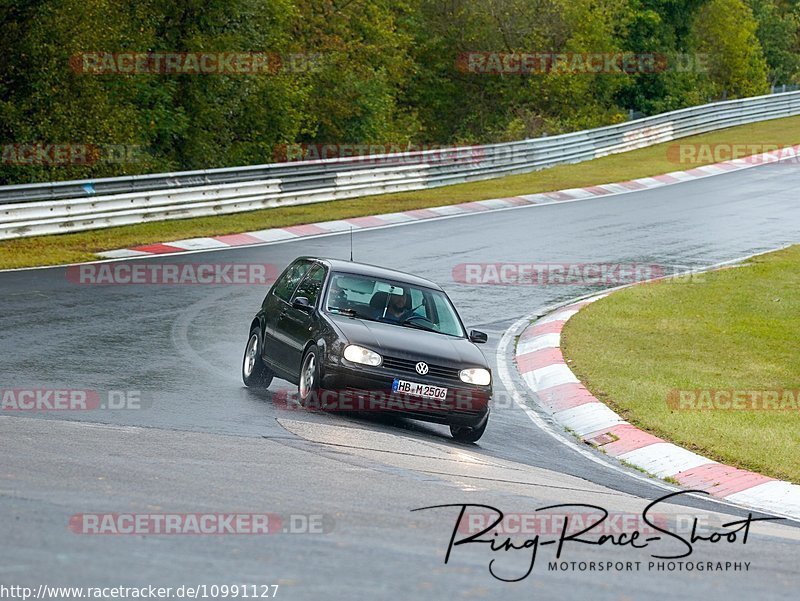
[401,313,434,326]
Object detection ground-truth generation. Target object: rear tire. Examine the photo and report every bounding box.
[242,326,273,388]
[450,416,488,443]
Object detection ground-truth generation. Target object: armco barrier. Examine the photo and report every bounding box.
[1,91,799,239]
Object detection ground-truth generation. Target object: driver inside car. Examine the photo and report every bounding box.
[381,289,411,323]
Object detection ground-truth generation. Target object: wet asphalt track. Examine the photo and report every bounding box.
[2,160,800,599]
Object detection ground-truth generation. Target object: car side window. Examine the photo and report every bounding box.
[272,260,312,302]
[293,264,326,307]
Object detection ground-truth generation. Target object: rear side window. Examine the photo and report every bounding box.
[293,265,326,307]
[272,260,312,302]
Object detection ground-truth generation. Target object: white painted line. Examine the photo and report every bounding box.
[373,212,419,223]
[98,249,153,259]
[593,184,622,193]
[573,293,610,307]
[530,363,578,391]
[425,205,467,216]
[599,183,634,194]
[516,332,561,356]
[618,443,716,478]
[554,402,627,437]
[476,198,514,209]
[557,188,595,199]
[632,177,664,188]
[697,164,732,175]
[313,219,359,232]
[725,481,800,519]
[667,171,698,182]
[247,228,298,242]
[520,194,548,202]
[537,308,579,325]
[168,237,231,251]
[520,370,538,392]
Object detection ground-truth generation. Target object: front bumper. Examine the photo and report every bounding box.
[319,361,491,427]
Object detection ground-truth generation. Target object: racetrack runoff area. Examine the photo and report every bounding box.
[561,244,800,483]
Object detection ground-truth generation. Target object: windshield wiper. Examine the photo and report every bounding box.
[400,321,438,333]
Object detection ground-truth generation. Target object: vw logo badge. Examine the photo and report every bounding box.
[415,362,429,375]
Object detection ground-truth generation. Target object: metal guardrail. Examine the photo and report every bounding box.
[2,91,799,239]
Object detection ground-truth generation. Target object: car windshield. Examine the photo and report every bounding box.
[325,272,465,338]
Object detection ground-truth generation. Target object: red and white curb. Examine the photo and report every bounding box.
[98,145,800,259]
[514,294,800,520]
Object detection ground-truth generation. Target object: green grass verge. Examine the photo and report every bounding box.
[561,245,800,483]
[2,115,800,269]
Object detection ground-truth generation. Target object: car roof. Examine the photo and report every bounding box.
[301,257,444,291]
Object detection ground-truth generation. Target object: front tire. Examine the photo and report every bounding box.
[298,346,321,406]
[450,416,488,443]
[242,326,273,388]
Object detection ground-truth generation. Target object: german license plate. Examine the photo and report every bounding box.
[392,379,448,400]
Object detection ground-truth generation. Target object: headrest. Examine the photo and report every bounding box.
[369,291,389,310]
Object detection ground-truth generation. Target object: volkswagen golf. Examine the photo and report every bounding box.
[242,257,492,442]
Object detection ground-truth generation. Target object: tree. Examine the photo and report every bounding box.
[0,0,790,185]
[288,0,421,147]
[690,0,769,98]
[746,0,800,86]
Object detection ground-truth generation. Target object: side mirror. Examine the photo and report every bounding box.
[292,296,313,312]
[469,330,488,344]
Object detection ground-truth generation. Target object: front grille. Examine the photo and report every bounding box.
[381,355,462,381]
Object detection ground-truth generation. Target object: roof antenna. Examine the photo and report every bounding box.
[349,226,354,262]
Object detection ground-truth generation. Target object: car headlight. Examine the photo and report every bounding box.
[343,344,382,367]
[459,368,491,386]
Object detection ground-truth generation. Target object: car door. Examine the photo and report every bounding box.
[278,264,327,373]
[262,259,313,372]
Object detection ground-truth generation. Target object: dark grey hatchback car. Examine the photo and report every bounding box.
[242,257,492,442]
